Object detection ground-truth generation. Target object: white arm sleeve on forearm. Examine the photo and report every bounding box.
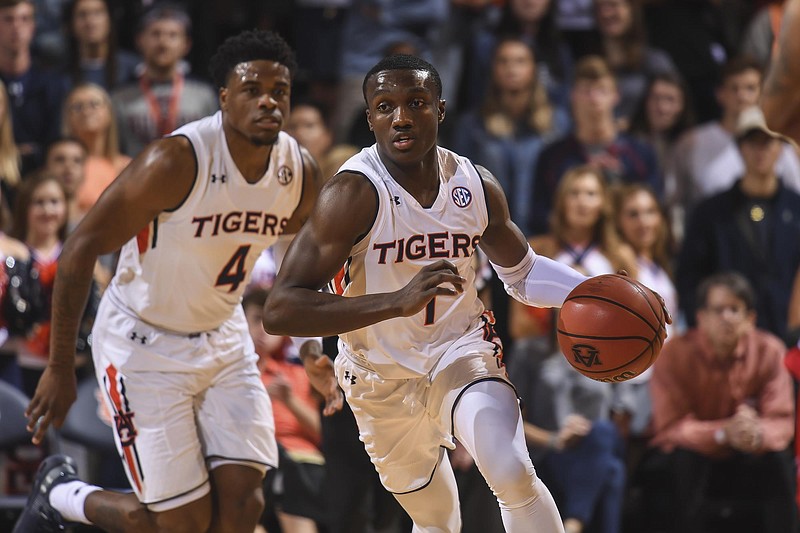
[490,247,587,308]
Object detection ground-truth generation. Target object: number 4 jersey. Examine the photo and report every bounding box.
[110,111,304,333]
[333,145,489,379]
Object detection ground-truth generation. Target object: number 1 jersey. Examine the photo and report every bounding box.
[333,145,489,379]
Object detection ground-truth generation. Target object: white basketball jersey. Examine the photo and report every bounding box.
[333,145,488,379]
[110,111,304,333]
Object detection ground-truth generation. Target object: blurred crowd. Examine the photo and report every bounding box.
[0,0,799,532]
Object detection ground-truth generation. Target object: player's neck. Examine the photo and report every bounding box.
[223,122,273,183]
[379,149,439,206]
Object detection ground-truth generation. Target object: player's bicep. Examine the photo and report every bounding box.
[68,138,197,256]
[277,172,377,290]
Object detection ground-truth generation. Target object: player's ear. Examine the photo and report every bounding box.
[218,87,228,112]
[438,99,446,123]
[366,108,374,131]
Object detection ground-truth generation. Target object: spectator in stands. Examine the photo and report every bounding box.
[593,0,677,126]
[627,71,695,243]
[62,0,140,90]
[0,0,68,174]
[642,272,796,533]
[465,0,573,110]
[669,56,800,217]
[331,0,448,143]
[676,105,800,340]
[451,36,570,236]
[7,174,99,397]
[62,83,129,214]
[286,99,358,183]
[612,183,678,469]
[42,137,87,231]
[531,55,660,235]
[508,341,626,533]
[111,3,217,157]
[243,288,326,533]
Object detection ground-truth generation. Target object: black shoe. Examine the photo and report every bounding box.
[12,454,79,533]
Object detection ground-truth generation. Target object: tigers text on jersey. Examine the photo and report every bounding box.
[333,145,488,379]
[110,111,304,333]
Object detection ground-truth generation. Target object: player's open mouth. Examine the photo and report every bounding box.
[392,135,415,149]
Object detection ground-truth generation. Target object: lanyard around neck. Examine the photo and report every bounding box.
[139,72,185,137]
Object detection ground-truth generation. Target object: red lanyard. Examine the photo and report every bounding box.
[139,72,185,137]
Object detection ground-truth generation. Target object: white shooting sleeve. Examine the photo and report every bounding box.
[490,246,587,308]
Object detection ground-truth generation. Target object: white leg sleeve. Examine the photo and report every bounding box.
[453,381,565,533]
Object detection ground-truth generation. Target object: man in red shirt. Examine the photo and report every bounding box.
[641,272,796,533]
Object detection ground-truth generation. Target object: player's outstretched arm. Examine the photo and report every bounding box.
[476,165,586,308]
[263,171,465,337]
[763,0,800,144]
[25,137,197,444]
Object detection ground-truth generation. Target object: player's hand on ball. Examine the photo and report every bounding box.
[395,260,466,317]
[617,269,672,327]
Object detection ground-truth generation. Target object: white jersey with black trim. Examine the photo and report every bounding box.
[110,111,305,333]
[332,145,488,379]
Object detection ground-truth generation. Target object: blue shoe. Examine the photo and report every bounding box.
[12,454,79,533]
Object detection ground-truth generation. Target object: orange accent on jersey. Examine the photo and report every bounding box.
[105,365,144,493]
[136,224,150,254]
[332,265,347,295]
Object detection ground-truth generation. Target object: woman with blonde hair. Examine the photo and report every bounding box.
[507,164,635,533]
[0,80,22,212]
[452,36,569,236]
[61,82,130,215]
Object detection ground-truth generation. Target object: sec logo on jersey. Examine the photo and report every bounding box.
[452,187,472,208]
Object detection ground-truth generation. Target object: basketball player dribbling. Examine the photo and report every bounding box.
[264,55,660,532]
[14,30,341,533]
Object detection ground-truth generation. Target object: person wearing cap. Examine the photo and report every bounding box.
[675,105,800,341]
[668,57,800,238]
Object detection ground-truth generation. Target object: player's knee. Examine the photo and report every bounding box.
[484,455,536,507]
[216,485,265,532]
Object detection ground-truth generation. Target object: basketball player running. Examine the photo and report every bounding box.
[264,55,617,532]
[14,31,341,533]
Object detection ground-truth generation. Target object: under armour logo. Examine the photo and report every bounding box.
[211,174,227,183]
[343,370,357,385]
[571,344,601,368]
[130,332,147,344]
[392,195,401,206]
[115,411,138,446]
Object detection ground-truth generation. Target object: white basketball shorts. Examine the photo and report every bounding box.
[91,291,278,511]
[335,312,513,494]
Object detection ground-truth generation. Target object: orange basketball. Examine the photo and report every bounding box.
[556,274,666,383]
